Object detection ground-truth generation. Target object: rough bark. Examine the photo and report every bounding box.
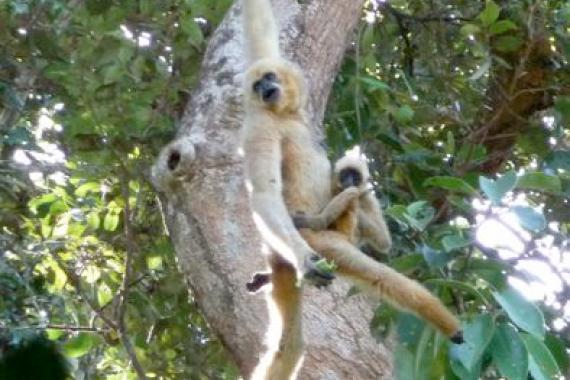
[152,0,393,378]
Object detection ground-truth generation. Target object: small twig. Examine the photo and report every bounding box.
[117,176,147,380]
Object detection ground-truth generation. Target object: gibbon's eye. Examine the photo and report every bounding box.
[263,72,277,82]
[339,167,362,189]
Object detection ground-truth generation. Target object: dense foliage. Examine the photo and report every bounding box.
[0,0,568,379]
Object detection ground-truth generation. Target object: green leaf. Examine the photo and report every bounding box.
[479,0,500,27]
[442,234,472,252]
[517,172,562,193]
[97,283,113,306]
[87,212,101,229]
[46,329,65,341]
[146,253,163,270]
[479,170,517,204]
[75,182,101,197]
[63,333,97,358]
[424,176,478,195]
[544,334,570,375]
[493,286,545,338]
[181,18,204,47]
[521,333,562,380]
[490,20,518,35]
[554,96,570,121]
[546,151,570,171]
[425,279,489,304]
[511,206,546,232]
[405,201,435,231]
[393,105,414,124]
[450,314,495,372]
[421,245,451,269]
[83,265,101,284]
[460,23,481,37]
[495,35,524,52]
[395,344,415,380]
[491,324,528,380]
[103,211,120,231]
[359,76,390,91]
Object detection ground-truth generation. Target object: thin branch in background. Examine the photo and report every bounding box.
[117,176,148,380]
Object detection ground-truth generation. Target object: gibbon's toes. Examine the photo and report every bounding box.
[246,272,271,293]
[450,330,464,344]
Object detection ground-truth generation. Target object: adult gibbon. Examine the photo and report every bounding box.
[241,0,333,377]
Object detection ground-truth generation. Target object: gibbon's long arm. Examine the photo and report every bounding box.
[300,229,463,341]
[357,192,392,254]
[243,132,316,271]
[243,0,280,62]
[292,187,360,230]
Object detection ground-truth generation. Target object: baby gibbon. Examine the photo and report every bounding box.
[293,149,392,254]
[294,151,463,343]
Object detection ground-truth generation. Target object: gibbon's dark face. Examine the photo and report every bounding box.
[338,167,362,189]
[252,72,281,104]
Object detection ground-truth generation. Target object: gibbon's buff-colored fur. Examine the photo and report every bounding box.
[241,0,332,378]
[293,151,464,342]
[241,0,463,378]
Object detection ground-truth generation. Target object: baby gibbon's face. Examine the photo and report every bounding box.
[337,167,363,189]
[246,59,305,114]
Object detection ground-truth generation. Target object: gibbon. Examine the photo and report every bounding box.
[242,0,463,376]
[292,149,392,254]
[241,0,333,377]
[256,149,465,343]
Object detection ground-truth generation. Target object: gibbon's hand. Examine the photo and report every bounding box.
[246,272,271,293]
[292,214,326,230]
[303,254,335,288]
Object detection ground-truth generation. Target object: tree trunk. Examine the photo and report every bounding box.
[152,1,393,378]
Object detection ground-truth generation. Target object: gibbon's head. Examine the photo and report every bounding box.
[333,152,370,191]
[245,58,306,114]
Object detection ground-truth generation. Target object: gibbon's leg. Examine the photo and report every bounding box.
[357,209,392,254]
[357,192,392,254]
[250,251,304,380]
[300,229,464,342]
[291,187,360,230]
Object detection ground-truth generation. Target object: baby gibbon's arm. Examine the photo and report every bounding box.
[292,187,360,230]
[243,0,280,61]
[357,192,392,254]
[243,133,316,271]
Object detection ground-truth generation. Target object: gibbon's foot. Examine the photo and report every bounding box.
[303,255,335,288]
[246,272,271,293]
[450,330,464,344]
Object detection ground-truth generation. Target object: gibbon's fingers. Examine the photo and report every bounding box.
[291,214,326,230]
[243,0,280,61]
[247,272,272,293]
[300,229,463,340]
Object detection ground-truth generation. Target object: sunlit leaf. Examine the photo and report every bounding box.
[511,206,546,232]
[63,333,97,358]
[493,286,545,338]
[441,234,471,252]
[479,170,517,204]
